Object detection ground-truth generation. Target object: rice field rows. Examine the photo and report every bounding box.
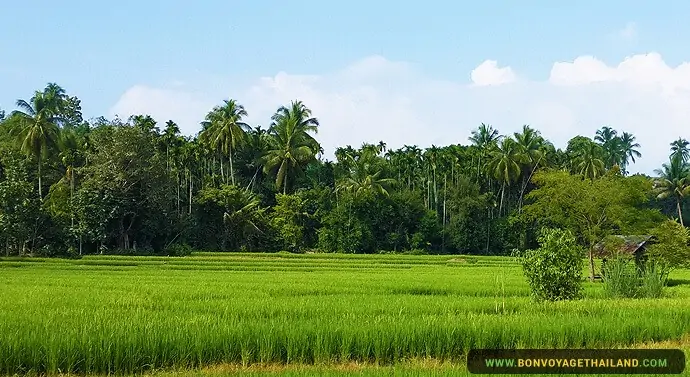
[1,252,690,375]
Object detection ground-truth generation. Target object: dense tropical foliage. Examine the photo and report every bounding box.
[0,83,688,257]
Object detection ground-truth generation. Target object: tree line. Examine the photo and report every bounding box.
[0,83,689,257]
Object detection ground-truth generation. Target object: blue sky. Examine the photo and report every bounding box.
[2,1,690,173]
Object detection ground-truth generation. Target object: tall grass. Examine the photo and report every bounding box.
[602,256,640,298]
[0,253,689,374]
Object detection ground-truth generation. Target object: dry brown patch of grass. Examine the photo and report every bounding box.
[632,334,690,349]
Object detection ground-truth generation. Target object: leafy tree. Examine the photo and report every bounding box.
[516,228,584,301]
[270,193,309,252]
[523,170,660,281]
[646,220,690,275]
[445,176,492,253]
[194,185,270,251]
[0,153,42,255]
[74,121,175,252]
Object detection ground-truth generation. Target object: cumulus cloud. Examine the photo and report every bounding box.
[110,53,690,175]
[110,85,216,135]
[470,60,517,86]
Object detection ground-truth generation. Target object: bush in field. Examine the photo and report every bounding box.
[517,228,584,301]
[602,255,640,298]
[162,243,193,257]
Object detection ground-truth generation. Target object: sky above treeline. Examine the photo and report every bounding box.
[2,1,690,174]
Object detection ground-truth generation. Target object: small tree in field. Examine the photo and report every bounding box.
[646,220,690,279]
[517,228,584,301]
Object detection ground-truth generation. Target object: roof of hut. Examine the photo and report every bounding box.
[593,235,653,258]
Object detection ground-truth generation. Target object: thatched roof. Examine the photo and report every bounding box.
[593,235,653,258]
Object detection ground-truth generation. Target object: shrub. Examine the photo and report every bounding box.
[602,255,639,298]
[162,243,193,257]
[517,228,584,301]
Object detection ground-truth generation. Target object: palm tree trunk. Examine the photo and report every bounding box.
[37,158,42,199]
[433,167,437,211]
[189,169,193,215]
[229,146,235,186]
[70,168,75,228]
[485,210,490,254]
[442,174,447,252]
[220,157,225,184]
[499,182,505,217]
[283,172,288,195]
[678,199,685,227]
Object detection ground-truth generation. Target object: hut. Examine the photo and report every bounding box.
[593,235,654,276]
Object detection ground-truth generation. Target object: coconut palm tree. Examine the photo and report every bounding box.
[200,99,250,186]
[262,101,320,194]
[654,157,690,227]
[469,123,501,183]
[619,132,641,174]
[594,126,624,169]
[573,142,606,180]
[514,125,545,209]
[10,92,62,199]
[670,138,690,164]
[487,137,524,215]
[336,158,396,198]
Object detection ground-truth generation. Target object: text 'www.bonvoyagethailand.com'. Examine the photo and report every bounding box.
[468,349,685,374]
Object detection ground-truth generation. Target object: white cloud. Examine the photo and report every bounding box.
[110,53,690,175]
[470,60,517,86]
[110,85,215,135]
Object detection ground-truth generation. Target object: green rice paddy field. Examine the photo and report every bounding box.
[1,252,690,376]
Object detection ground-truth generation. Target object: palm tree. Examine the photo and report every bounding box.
[487,138,524,215]
[262,100,320,194]
[654,157,690,227]
[594,126,623,169]
[619,132,641,174]
[670,138,690,164]
[131,115,159,134]
[336,155,396,198]
[10,93,62,199]
[469,123,501,183]
[573,142,606,180]
[162,120,181,171]
[200,99,249,186]
[513,125,545,209]
[57,128,82,253]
